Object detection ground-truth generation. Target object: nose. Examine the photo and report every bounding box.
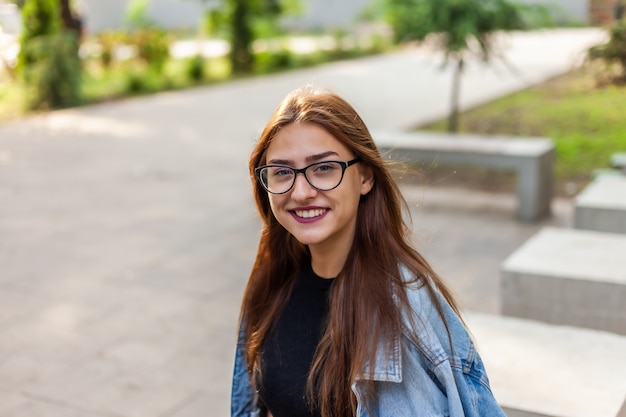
[290,172,317,200]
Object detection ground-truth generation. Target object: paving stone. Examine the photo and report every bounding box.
[26,359,198,417]
[0,391,108,417]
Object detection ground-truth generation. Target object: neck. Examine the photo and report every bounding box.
[309,230,355,279]
[310,250,347,278]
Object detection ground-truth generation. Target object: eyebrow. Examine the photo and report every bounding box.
[268,151,340,165]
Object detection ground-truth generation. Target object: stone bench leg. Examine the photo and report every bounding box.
[515,149,554,222]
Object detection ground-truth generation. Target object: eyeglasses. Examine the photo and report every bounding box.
[255,158,360,194]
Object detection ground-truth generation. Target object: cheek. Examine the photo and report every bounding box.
[268,194,284,218]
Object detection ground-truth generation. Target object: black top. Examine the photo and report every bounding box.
[258,263,335,417]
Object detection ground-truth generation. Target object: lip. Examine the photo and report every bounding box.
[289,206,329,223]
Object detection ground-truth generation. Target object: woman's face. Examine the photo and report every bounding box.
[263,122,373,254]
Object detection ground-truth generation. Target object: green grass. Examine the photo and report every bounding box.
[421,63,626,191]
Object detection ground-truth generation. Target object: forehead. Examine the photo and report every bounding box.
[265,122,352,163]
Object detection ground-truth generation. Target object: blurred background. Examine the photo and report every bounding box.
[0,0,625,416]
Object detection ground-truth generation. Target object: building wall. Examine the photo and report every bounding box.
[589,0,620,24]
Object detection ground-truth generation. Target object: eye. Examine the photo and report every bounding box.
[312,162,339,174]
[270,167,294,178]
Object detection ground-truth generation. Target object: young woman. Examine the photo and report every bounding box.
[231,86,506,417]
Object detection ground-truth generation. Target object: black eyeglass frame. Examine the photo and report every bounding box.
[255,158,360,194]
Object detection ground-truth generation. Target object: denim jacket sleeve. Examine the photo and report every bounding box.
[230,319,261,417]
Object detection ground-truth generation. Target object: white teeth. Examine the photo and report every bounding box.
[294,209,326,218]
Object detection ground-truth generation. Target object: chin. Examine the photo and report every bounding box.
[289,232,327,247]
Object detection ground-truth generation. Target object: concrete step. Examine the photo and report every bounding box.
[466,312,626,417]
[574,176,626,234]
[501,227,626,335]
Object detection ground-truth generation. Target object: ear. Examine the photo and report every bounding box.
[359,165,375,196]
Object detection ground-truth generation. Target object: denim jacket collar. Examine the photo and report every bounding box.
[356,329,403,383]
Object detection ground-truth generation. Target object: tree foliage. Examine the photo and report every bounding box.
[18,0,60,75]
[588,21,626,83]
[125,0,154,29]
[226,0,294,72]
[19,0,59,62]
[388,0,549,59]
[184,0,300,73]
[22,30,81,109]
[386,0,552,131]
[18,0,82,109]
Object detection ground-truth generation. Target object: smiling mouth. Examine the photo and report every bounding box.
[293,208,328,219]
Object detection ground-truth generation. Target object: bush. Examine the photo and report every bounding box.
[96,31,127,69]
[185,54,206,82]
[18,0,60,73]
[132,28,170,71]
[254,49,293,73]
[121,64,172,94]
[94,28,169,71]
[123,68,149,93]
[588,21,626,83]
[22,31,82,110]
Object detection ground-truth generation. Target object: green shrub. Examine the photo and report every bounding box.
[121,65,171,94]
[18,0,60,72]
[96,31,127,69]
[254,49,293,73]
[186,54,206,82]
[123,69,149,93]
[588,21,626,83]
[19,0,59,38]
[131,28,170,71]
[22,31,82,110]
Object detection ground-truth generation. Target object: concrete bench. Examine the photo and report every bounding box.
[574,176,626,234]
[612,152,626,173]
[501,227,626,335]
[373,130,555,222]
[466,312,626,417]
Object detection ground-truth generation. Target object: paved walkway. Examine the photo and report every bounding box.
[0,28,605,417]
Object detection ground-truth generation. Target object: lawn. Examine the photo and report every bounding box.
[420,63,626,196]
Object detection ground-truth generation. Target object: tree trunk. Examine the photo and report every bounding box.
[58,0,82,38]
[230,0,253,73]
[448,56,464,133]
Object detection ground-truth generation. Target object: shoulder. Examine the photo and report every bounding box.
[396,265,473,368]
[398,265,494,383]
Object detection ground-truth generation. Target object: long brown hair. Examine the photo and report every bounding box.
[242,86,460,417]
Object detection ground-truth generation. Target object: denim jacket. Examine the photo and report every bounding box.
[231,267,506,417]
